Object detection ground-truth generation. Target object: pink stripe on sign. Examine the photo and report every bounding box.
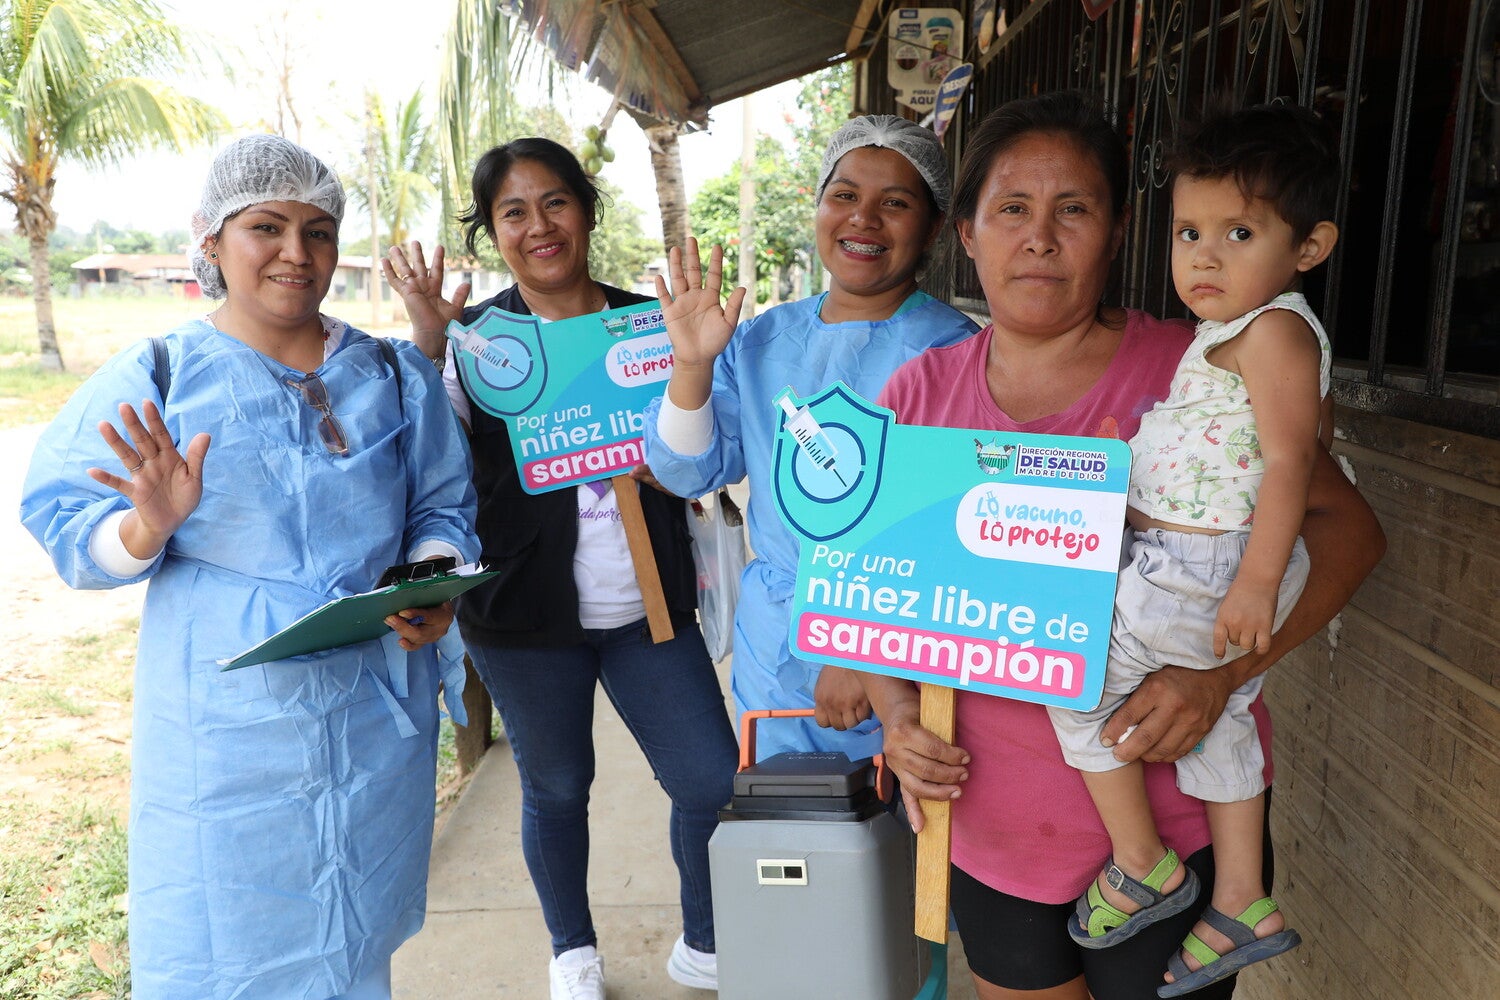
[795,612,1086,697]
[523,438,644,490]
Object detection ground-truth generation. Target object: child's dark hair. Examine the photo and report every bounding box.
[1167,101,1339,242]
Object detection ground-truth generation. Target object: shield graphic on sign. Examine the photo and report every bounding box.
[771,383,891,542]
[448,307,549,417]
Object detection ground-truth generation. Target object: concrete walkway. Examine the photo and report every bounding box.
[391,656,980,999]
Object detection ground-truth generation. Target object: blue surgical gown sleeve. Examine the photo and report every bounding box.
[384,338,481,719]
[20,341,168,588]
[388,338,479,562]
[643,323,749,498]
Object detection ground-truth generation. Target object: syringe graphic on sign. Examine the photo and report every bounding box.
[454,329,514,371]
[771,382,890,543]
[777,394,849,487]
[444,309,547,417]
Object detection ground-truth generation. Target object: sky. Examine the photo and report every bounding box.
[49,0,800,243]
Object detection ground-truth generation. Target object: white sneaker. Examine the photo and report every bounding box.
[549,945,605,1000]
[666,935,718,991]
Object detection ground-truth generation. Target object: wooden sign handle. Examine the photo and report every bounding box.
[915,683,956,943]
[611,474,675,644]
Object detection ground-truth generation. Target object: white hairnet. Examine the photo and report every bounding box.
[190,134,346,299]
[815,115,951,214]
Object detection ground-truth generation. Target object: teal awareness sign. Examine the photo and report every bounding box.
[445,301,671,494]
[773,382,1130,711]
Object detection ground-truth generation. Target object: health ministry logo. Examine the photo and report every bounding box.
[601,306,664,339]
[1012,444,1110,481]
[771,383,890,541]
[975,437,1015,476]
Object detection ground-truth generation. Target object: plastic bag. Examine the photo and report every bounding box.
[687,488,746,662]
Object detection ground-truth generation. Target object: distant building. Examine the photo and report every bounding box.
[633,257,667,298]
[70,253,199,296]
[333,256,509,305]
[67,252,509,306]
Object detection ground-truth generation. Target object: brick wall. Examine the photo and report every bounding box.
[1243,408,1500,999]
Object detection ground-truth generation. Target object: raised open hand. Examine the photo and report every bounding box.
[88,400,211,557]
[383,241,471,359]
[654,238,747,370]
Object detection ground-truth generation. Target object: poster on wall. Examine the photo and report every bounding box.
[887,7,965,114]
[771,382,1131,711]
[932,62,974,142]
[970,0,1001,56]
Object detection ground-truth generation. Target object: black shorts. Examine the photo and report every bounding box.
[950,793,1275,1000]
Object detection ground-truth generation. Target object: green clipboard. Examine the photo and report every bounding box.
[218,569,500,670]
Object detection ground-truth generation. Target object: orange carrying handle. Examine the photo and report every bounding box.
[736,708,893,804]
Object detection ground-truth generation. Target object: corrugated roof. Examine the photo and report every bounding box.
[652,0,869,111]
[519,0,878,124]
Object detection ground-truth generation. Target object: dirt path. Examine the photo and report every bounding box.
[2,424,144,818]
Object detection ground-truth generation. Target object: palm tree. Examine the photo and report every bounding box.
[435,1,692,257]
[0,0,224,371]
[348,89,439,250]
[634,112,689,253]
[436,0,527,253]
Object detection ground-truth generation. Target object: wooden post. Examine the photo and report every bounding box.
[453,654,494,775]
[612,474,675,644]
[915,683,956,942]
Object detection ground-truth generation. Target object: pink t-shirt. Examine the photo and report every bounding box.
[878,311,1275,904]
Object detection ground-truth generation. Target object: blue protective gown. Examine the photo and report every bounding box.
[644,292,976,760]
[20,319,479,1000]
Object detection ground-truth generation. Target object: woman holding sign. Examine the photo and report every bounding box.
[644,116,979,762]
[383,137,736,999]
[21,134,479,999]
[863,93,1383,1000]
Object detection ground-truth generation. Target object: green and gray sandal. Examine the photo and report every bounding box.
[1157,897,1302,997]
[1068,849,1201,949]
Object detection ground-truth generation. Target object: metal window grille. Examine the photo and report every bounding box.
[860,0,1500,438]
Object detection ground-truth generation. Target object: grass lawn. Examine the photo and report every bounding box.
[1,620,136,1000]
[0,292,414,429]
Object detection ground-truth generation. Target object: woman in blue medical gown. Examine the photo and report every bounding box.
[20,135,479,1000]
[644,117,978,762]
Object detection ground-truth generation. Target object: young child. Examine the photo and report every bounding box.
[1046,103,1341,997]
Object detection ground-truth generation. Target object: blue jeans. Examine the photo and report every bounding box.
[465,618,737,956]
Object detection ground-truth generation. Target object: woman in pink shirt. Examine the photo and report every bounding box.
[863,92,1383,1000]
